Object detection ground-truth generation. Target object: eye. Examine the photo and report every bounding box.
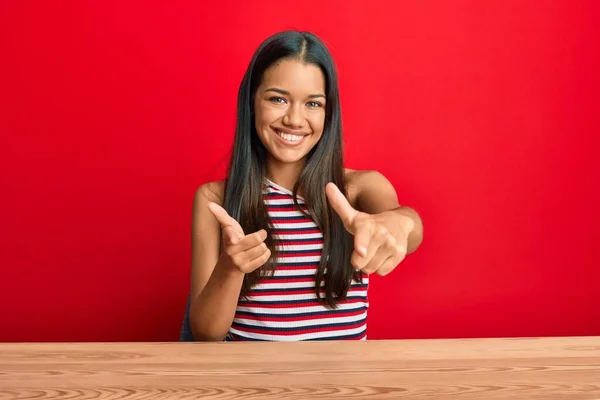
[307,101,323,108]
[268,96,287,104]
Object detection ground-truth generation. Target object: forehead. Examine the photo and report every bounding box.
[261,59,325,94]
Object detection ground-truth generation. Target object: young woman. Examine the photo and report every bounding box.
[189,30,423,341]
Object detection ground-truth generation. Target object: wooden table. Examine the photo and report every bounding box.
[1,336,599,399]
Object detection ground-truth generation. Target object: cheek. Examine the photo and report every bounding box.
[310,113,326,134]
[255,105,282,127]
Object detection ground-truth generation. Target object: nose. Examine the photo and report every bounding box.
[282,103,306,129]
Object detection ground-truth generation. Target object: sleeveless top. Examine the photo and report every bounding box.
[225,178,369,341]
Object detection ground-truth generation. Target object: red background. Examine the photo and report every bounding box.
[1,1,599,342]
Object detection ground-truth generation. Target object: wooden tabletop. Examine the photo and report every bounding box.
[1,336,599,399]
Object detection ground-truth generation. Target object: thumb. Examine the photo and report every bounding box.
[325,182,358,232]
[207,202,244,244]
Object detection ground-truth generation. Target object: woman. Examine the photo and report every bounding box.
[189,30,423,341]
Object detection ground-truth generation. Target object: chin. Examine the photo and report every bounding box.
[273,154,307,164]
[269,149,309,164]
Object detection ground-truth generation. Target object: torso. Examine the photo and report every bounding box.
[226,177,369,341]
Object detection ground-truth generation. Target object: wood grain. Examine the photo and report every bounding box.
[1,337,599,399]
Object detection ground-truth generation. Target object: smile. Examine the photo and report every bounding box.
[273,129,307,145]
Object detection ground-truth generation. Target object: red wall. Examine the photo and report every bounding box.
[1,1,599,342]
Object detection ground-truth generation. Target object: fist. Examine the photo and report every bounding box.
[207,202,271,274]
[325,183,410,276]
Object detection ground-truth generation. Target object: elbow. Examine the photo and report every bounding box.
[193,331,228,342]
[191,322,229,341]
[189,305,229,342]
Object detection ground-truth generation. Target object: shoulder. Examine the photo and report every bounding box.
[345,168,388,184]
[194,180,225,207]
[345,168,391,193]
[344,169,398,213]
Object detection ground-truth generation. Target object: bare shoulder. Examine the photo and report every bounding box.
[195,180,225,207]
[344,169,398,213]
[345,168,386,182]
[345,168,391,193]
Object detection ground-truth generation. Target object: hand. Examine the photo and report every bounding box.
[325,183,413,276]
[207,202,271,274]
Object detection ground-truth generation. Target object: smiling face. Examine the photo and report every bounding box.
[253,58,327,170]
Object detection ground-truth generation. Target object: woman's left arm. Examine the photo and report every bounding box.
[326,170,423,276]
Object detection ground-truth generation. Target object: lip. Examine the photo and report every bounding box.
[272,127,309,146]
[273,127,309,136]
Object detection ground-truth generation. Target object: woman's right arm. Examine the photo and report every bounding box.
[189,182,270,341]
[189,182,244,341]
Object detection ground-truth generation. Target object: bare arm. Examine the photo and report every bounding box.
[189,183,271,341]
[189,183,242,341]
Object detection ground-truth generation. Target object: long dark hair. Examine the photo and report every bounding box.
[223,30,359,308]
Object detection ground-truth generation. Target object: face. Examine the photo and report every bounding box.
[253,58,326,167]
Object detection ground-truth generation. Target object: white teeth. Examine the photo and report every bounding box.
[276,130,303,142]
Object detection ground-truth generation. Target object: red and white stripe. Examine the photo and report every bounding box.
[227,179,369,342]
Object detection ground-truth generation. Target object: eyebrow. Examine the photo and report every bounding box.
[264,87,326,99]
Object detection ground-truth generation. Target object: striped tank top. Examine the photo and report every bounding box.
[226,178,369,341]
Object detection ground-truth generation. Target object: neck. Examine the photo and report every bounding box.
[266,156,305,193]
